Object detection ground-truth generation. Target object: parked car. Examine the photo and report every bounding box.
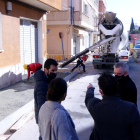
[130,44,140,55]
[119,46,129,64]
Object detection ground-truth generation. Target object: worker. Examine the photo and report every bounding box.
[23,63,42,80]
[71,55,88,73]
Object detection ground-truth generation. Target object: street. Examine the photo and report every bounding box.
[7,56,140,140]
[1,0,140,139]
[0,72,69,121]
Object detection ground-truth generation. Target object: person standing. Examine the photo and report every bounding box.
[23,63,42,80]
[114,61,137,106]
[71,55,88,73]
[39,78,79,140]
[85,72,140,140]
[34,58,58,140]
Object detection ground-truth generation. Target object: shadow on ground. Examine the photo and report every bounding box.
[0,72,70,121]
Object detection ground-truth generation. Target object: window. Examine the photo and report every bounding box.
[83,1,88,15]
[0,12,3,52]
[84,4,87,14]
[84,4,89,15]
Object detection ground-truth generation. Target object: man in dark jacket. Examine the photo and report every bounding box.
[85,72,140,140]
[114,61,137,106]
[71,55,88,73]
[34,58,58,124]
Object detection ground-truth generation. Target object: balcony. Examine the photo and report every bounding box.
[47,11,69,21]
[82,13,89,24]
[17,0,61,11]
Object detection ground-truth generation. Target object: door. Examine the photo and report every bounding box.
[20,20,38,75]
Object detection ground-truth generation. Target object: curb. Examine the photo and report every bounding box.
[0,70,79,135]
[0,100,34,135]
[64,70,79,82]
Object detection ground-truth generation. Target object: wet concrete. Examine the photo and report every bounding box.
[0,72,70,121]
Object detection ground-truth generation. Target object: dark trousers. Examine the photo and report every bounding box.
[39,136,42,140]
[71,61,85,72]
[36,65,42,71]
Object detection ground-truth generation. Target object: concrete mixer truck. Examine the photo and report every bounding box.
[60,12,129,69]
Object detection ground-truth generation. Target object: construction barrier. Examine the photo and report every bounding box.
[46,54,75,67]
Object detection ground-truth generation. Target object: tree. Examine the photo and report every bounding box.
[130,29,140,34]
[138,27,140,32]
[130,18,135,32]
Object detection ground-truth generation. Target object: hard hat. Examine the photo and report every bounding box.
[23,64,28,70]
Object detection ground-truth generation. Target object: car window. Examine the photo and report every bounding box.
[132,45,140,48]
[135,45,140,48]
[121,45,127,50]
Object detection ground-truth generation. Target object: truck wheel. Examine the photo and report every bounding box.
[102,64,105,68]
[94,65,98,69]
[98,65,102,69]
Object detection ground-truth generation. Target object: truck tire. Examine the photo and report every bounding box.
[94,65,98,69]
[98,65,102,69]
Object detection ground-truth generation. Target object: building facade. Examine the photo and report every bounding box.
[0,0,61,89]
[130,34,140,46]
[47,0,100,57]
[99,0,106,18]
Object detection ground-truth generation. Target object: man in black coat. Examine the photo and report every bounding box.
[85,72,140,140]
[114,61,137,106]
[71,55,88,73]
[34,59,58,124]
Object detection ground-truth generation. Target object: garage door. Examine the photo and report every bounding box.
[20,19,38,75]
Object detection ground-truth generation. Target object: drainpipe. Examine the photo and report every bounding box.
[70,0,74,56]
[70,0,74,25]
[59,32,64,55]
[66,26,71,56]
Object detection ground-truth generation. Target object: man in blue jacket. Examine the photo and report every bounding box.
[85,72,140,140]
[34,58,58,140]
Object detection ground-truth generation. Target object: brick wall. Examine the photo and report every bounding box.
[99,1,106,18]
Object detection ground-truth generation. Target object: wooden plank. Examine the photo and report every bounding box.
[0,130,13,140]
[0,100,34,135]
[0,135,10,140]
[10,110,34,133]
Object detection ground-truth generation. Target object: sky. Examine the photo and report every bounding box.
[105,0,140,31]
